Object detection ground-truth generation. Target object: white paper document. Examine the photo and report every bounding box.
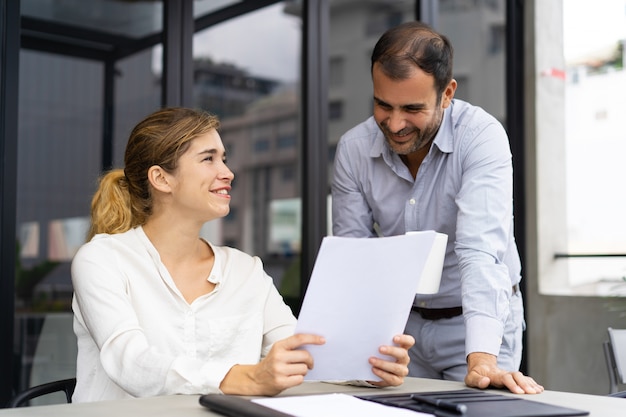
[253,393,432,417]
[295,231,447,381]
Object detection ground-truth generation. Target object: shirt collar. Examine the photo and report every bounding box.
[433,100,454,154]
[135,225,223,286]
[370,121,387,158]
[202,239,222,285]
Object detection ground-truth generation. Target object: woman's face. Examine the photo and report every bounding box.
[165,129,234,223]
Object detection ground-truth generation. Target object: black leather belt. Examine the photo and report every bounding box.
[413,284,521,320]
[412,306,463,320]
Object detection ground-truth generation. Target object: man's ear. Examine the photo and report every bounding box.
[147,165,171,193]
[441,79,457,108]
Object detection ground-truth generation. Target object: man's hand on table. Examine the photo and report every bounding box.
[465,352,544,394]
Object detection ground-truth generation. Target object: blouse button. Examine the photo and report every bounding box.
[409,198,416,205]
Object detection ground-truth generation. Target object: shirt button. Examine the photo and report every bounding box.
[419,301,427,307]
[409,198,416,205]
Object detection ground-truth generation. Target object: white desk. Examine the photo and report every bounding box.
[0,378,623,416]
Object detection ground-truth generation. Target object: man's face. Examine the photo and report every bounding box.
[372,63,454,156]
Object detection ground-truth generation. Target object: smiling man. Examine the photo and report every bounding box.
[331,21,544,395]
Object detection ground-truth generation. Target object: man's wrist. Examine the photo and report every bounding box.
[467,351,497,368]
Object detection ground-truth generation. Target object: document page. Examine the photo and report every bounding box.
[295,231,446,381]
[253,393,431,417]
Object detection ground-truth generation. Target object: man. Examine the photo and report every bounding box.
[331,21,543,394]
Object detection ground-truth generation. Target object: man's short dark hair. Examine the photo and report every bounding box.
[371,21,454,99]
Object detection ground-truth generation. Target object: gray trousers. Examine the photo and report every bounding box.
[404,290,525,381]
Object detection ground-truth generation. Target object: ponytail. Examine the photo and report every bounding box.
[87,169,133,241]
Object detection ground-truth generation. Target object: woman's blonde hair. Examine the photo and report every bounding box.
[87,107,220,241]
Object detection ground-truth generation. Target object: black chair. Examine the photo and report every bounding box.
[603,327,626,396]
[8,378,76,408]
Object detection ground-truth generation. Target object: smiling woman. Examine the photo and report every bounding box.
[71,107,312,401]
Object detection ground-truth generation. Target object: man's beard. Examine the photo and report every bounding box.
[380,119,439,155]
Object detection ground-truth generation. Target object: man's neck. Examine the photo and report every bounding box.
[400,141,433,179]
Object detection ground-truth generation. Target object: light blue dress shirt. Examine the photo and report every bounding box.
[331,99,522,357]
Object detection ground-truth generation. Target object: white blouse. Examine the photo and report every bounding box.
[70,226,296,402]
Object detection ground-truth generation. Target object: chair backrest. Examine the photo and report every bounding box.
[8,378,76,408]
[604,327,626,394]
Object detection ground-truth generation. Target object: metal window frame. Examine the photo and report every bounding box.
[0,0,21,406]
[506,0,526,374]
[299,0,329,312]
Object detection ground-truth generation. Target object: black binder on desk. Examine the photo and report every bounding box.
[356,389,590,417]
[199,394,293,417]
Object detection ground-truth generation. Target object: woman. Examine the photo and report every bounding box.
[71,107,414,402]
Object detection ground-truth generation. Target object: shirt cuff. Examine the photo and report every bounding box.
[465,315,504,357]
[170,357,234,394]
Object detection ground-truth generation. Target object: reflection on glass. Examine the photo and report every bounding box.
[563,0,626,288]
[328,0,414,144]
[48,217,90,262]
[19,221,40,258]
[115,49,163,166]
[269,198,301,255]
[192,2,301,304]
[438,0,506,123]
[17,50,103,315]
[14,0,165,399]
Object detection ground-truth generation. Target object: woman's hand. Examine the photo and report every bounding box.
[368,334,415,387]
[220,334,325,396]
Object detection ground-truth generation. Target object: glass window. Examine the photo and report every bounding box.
[16,51,86,400]
[277,134,296,149]
[280,165,296,182]
[193,2,302,309]
[329,100,344,120]
[328,0,415,156]
[438,0,506,124]
[254,138,271,152]
[14,1,163,399]
[329,56,345,87]
[17,50,103,315]
[488,24,505,55]
[536,0,626,296]
[365,8,404,36]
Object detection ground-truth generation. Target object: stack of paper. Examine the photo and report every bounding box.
[294,231,447,381]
